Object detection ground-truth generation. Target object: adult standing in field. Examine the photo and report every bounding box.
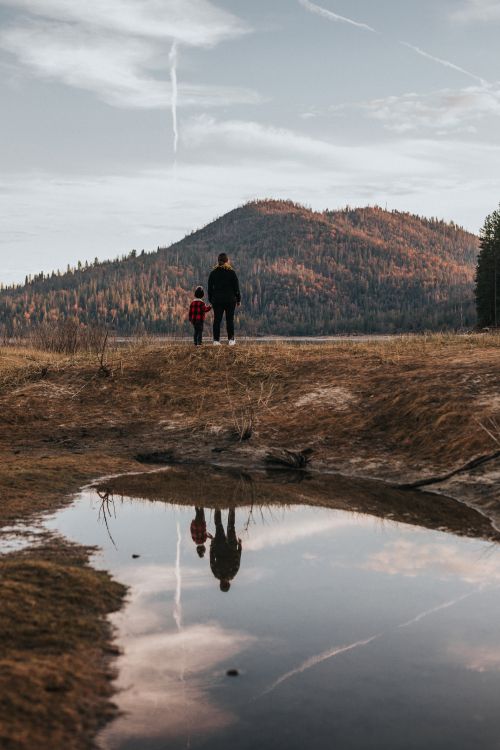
[208,253,241,346]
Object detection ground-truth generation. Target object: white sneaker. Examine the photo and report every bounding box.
[213,341,222,346]
[228,339,236,346]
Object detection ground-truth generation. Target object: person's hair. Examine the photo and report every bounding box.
[220,580,231,592]
[218,253,228,265]
[194,286,204,299]
[196,545,206,558]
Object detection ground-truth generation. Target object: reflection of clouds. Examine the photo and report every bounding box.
[120,563,204,594]
[364,539,500,585]
[111,563,206,635]
[449,642,500,673]
[100,623,256,748]
[245,513,369,552]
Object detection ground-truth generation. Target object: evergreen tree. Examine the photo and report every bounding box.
[475,207,500,327]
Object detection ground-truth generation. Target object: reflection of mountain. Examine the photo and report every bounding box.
[95,466,500,545]
[0,200,478,334]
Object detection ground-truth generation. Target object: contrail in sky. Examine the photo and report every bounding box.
[169,41,179,155]
[297,0,486,85]
[298,0,376,33]
[400,42,488,85]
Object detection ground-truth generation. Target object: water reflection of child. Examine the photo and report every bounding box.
[210,509,242,593]
[190,508,213,558]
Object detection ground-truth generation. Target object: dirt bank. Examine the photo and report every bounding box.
[0,537,126,750]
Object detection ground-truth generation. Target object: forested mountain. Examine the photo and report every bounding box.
[0,200,479,335]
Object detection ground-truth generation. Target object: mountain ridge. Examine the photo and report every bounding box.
[0,200,479,335]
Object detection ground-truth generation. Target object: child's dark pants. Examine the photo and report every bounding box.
[213,302,236,341]
[193,323,204,346]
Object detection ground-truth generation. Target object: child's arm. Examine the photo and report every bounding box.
[204,304,212,313]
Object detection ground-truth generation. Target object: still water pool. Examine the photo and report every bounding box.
[46,475,500,750]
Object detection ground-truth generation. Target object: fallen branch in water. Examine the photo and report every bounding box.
[397,449,500,490]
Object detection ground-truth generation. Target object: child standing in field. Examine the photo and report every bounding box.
[189,286,212,346]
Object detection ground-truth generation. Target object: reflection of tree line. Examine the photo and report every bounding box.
[190,508,242,593]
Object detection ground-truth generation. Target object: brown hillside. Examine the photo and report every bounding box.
[0,200,479,335]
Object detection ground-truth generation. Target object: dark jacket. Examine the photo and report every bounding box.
[210,539,242,583]
[208,265,241,306]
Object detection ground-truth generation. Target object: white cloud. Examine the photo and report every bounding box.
[453,0,500,21]
[298,0,376,33]
[183,115,430,175]
[0,21,260,109]
[0,1,256,110]
[0,0,248,47]
[332,84,500,134]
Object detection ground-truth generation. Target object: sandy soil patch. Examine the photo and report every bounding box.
[295,385,355,410]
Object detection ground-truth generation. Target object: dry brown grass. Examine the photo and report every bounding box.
[0,538,126,750]
[1,334,500,529]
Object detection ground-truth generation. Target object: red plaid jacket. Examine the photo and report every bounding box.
[189,300,212,324]
[191,519,210,545]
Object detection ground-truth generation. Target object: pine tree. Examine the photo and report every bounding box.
[475,208,500,327]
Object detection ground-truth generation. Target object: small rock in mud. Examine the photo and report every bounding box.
[226,669,239,677]
[132,554,141,559]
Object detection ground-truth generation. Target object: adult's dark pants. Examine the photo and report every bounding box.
[213,301,236,341]
[214,509,238,550]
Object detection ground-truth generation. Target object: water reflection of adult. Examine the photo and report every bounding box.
[210,509,242,592]
[190,508,212,558]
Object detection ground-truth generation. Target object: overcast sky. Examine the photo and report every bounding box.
[1,0,500,284]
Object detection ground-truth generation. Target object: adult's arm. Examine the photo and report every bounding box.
[207,270,215,304]
[232,270,241,305]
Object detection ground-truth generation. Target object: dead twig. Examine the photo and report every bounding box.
[97,330,112,377]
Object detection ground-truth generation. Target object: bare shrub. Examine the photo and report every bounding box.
[232,407,254,441]
[30,320,111,355]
